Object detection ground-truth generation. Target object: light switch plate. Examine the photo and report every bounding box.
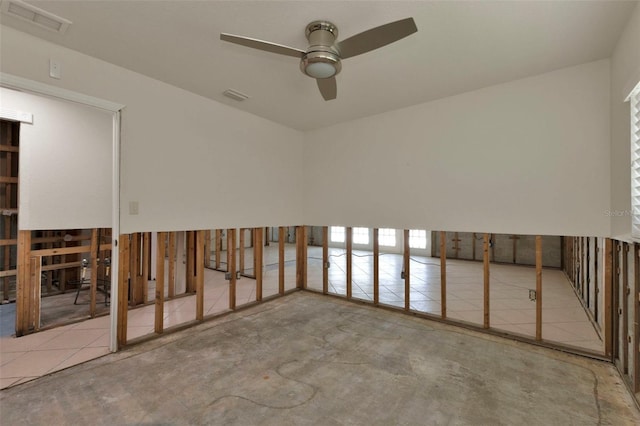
[49,59,61,79]
[129,201,139,215]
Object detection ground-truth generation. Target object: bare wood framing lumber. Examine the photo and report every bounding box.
[346,226,352,300]
[196,230,205,321]
[228,228,237,309]
[16,230,31,336]
[255,228,263,301]
[373,228,379,305]
[440,231,447,319]
[279,227,285,295]
[168,232,176,298]
[322,226,329,295]
[89,229,99,317]
[483,233,490,329]
[535,235,542,341]
[404,229,411,311]
[0,239,17,246]
[604,238,613,358]
[30,245,92,257]
[117,234,130,348]
[0,144,19,152]
[186,231,195,293]
[130,233,142,306]
[155,232,166,333]
[204,230,211,268]
[30,256,41,331]
[239,228,245,275]
[143,233,151,302]
[32,234,92,244]
[215,229,222,269]
[2,218,11,300]
[0,176,18,184]
[0,269,16,278]
[634,244,640,392]
[296,226,307,289]
[622,243,630,373]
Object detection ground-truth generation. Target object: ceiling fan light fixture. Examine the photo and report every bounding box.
[306,62,335,79]
[300,50,341,79]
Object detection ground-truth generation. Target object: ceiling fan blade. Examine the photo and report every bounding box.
[336,17,417,59]
[317,77,337,101]
[220,33,305,58]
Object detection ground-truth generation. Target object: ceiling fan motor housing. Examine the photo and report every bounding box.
[300,21,342,79]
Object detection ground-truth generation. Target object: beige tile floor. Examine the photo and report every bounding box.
[1,243,601,390]
[305,247,603,352]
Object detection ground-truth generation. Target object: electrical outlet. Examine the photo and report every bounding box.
[529,289,537,301]
[225,272,231,281]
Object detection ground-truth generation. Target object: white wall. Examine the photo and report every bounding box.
[1,87,112,230]
[304,60,611,237]
[0,25,304,234]
[610,4,640,239]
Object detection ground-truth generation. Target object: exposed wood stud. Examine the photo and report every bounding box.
[279,227,285,295]
[196,230,205,321]
[186,231,196,293]
[322,226,329,295]
[155,232,166,333]
[373,228,379,306]
[129,233,137,305]
[296,226,307,289]
[622,242,630,374]
[255,228,263,301]
[117,234,130,349]
[168,232,176,298]
[89,228,99,317]
[204,230,211,268]
[535,235,542,341]
[215,229,222,269]
[440,231,447,319]
[239,228,245,275]
[604,238,613,359]
[16,230,31,336]
[143,232,151,301]
[346,226,352,300]
[633,243,640,392]
[483,233,490,329]
[404,229,410,311]
[30,256,41,331]
[228,228,237,309]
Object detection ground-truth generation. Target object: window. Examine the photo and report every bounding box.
[378,228,396,247]
[353,227,369,245]
[409,229,427,249]
[631,83,640,238]
[330,226,345,243]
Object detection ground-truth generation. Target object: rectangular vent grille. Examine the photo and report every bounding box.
[1,0,71,33]
[223,89,250,102]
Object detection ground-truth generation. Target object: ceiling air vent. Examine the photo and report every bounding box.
[0,0,71,34]
[223,89,249,102]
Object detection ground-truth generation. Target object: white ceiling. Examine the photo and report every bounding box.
[1,1,637,131]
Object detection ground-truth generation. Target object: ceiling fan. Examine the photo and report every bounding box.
[220,17,418,101]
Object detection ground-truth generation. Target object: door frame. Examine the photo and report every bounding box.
[0,72,124,352]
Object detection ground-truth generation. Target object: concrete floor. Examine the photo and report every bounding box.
[1,292,638,425]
